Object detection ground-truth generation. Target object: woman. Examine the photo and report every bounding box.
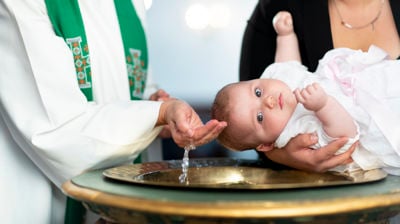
[239,0,400,172]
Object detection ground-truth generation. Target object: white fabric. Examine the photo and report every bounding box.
[262,46,400,175]
[0,0,163,223]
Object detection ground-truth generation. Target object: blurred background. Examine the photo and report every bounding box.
[144,0,259,161]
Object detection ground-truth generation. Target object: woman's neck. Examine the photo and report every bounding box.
[329,0,400,59]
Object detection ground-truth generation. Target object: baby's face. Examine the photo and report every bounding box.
[227,78,297,149]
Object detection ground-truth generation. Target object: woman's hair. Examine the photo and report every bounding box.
[211,83,257,151]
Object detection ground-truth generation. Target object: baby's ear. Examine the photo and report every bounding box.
[256,143,274,152]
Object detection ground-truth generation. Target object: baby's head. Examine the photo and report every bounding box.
[211,78,297,152]
[211,82,256,151]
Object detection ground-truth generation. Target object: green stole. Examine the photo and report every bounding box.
[45,0,148,223]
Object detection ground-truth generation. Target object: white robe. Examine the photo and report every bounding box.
[0,0,163,223]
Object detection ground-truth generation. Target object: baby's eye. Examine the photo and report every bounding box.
[255,88,262,97]
[257,112,263,123]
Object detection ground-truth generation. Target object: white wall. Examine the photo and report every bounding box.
[146,0,258,107]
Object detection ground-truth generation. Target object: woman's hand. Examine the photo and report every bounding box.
[263,133,357,172]
[157,99,227,147]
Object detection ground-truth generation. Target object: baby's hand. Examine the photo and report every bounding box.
[272,11,294,36]
[294,83,328,112]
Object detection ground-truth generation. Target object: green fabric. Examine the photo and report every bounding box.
[64,197,86,224]
[45,0,148,101]
[114,0,148,100]
[45,0,148,222]
[45,0,93,101]
[134,154,142,163]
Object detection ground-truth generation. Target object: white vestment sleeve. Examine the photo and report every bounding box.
[0,0,162,188]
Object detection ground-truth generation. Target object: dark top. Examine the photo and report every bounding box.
[239,0,400,81]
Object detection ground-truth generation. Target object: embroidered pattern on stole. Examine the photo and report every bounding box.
[66,37,91,89]
[45,0,148,101]
[127,49,146,99]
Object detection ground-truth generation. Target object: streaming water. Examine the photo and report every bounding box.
[179,144,195,184]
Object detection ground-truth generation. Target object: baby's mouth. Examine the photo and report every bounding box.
[278,93,283,109]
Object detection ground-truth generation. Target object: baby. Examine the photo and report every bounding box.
[211,12,400,175]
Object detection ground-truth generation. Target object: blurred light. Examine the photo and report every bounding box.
[144,0,152,10]
[226,172,244,183]
[209,4,231,28]
[185,4,210,30]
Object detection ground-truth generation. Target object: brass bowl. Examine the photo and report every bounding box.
[103,158,387,190]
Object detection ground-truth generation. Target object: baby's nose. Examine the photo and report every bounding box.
[263,95,276,109]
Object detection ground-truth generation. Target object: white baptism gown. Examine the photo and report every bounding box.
[262,46,400,175]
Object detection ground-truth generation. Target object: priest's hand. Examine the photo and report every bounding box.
[157,99,227,148]
[149,89,173,138]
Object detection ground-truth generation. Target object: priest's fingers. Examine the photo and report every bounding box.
[170,119,226,148]
[191,120,227,146]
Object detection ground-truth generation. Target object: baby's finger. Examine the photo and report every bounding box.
[312,83,320,89]
[294,89,305,103]
[304,85,316,96]
[300,88,312,100]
